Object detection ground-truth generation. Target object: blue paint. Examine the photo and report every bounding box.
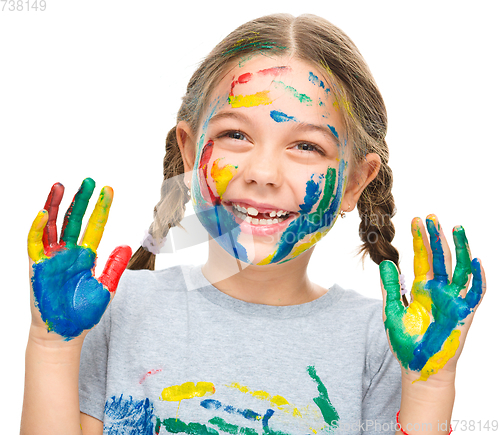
[407,238,484,371]
[308,72,325,88]
[299,174,323,214]
[269,110,297,123]
[31,247,110,340]
[202,98,221,132]
[200,399,261,421]
[308,72,331,94]
[426,218,448,283]
[194,204,249,263]
[104,395,155,435]
[327,124,339,140]
[269,160,347,264]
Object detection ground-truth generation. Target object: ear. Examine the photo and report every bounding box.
[176,121,197,187]
[342,153,381,213]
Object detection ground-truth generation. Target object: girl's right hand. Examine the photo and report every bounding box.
[27,178,132,344]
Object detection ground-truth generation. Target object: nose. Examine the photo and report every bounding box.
[243,144,283,188]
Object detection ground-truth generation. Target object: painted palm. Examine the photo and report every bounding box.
[28,178,131,341]
[379,215,485,382]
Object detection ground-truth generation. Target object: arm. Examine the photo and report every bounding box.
[20,180,131,434]
[380,215,486,435]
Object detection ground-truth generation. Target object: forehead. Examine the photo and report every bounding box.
[207,55,343,128]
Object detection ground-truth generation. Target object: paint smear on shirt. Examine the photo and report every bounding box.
[139,368,163,385]
[160,381,215,402]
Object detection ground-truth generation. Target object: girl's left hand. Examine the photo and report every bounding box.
[379,214,486,383]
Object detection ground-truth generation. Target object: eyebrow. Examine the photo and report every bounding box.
[207,111,341,147]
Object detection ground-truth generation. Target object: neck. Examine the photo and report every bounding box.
[202,238,327,306]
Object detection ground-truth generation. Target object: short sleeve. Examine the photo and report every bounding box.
[361,306,402,433]
[78,301,111,421]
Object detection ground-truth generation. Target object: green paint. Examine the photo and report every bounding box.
[156,417,219,434]
[274,81,313,105]
[208,417,258,435]
[223,40,287,57]
[450,226,472,297]
[310,167,336,225]
[307,366,339,427]
[379,261,414,368]
[60,177,95,247]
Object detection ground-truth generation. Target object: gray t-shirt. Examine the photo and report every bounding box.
[79,265,402,434]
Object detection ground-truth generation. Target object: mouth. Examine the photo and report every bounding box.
[222,200,298,235]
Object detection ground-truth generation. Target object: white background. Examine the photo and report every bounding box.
[1,0,499,431]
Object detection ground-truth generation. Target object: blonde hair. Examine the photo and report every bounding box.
[128,13,400,274]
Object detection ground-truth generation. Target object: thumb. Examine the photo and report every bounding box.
[98,245,133,295]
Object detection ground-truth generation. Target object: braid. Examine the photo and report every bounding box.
[357,155,399,268]
[127,127,190,270]
[356,141,407,304]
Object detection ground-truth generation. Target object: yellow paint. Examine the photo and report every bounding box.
[415,330,461,382]
[160,381,215,418]
[402,301,430,336]
[28,210,49,263]
[81,187,113,253]
[225,382,317,421]
[160,381,215,402]
[210,159,237,200]
[228,91,273,108]
[257,251,275,266]
[290,231,325,259]
[412,221,430,280]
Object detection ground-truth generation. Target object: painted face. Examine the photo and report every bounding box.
[190,56,349,265]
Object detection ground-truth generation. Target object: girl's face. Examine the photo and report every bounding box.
[189,56,350,265]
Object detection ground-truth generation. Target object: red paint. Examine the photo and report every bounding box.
[139,368,163,384]
[98,245,132,292]
[42,183,64,250]
[229,68,288,96]
[198,140,219,205]
[257,66,291,76]
[230,72,253,96]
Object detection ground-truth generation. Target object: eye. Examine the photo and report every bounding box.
[220,130,247,141]
[292,142,325,155]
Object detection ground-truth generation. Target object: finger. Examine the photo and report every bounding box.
[28,210,49,263]
[81,186,113,253]
[98,245,132,294]
[412,217,432,282]
[379,260,415,368]
[60,178,96,247]
[426,214,452,284]
[380,260,404,316]
[465,258,486,312]
[410,217,433,311]
[42,182,65,249]
[449,225,472,297]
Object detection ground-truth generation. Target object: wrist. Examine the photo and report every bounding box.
[28,324,86,352]
[399,370,455,435]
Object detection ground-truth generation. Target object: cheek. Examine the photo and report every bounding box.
[193,140,240,204]
[208,153,238,200]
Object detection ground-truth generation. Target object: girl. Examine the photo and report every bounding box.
[21,13,486,435]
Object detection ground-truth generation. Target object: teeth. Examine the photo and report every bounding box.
[247,207,258,216]
[231,203,291,225]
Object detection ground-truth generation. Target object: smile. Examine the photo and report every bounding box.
[222,200,297,236]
